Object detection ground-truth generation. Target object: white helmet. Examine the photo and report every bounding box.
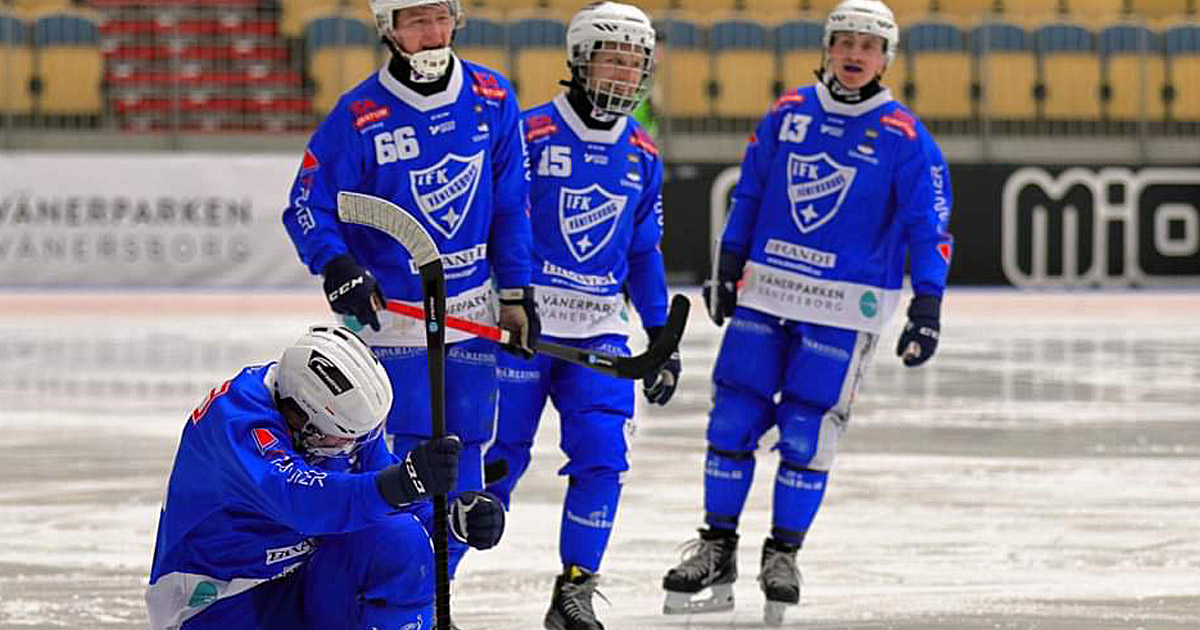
[824,0,899,64]
[566,2,656,117]
[368,0,463,80]
[275,325,392,458]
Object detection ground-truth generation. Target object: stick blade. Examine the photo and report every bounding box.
[615,293,691,379]
[336,191,440,267]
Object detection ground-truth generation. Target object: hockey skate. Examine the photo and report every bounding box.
[544,566,607,630]
[661,528,738,615]
[757,537,801,626]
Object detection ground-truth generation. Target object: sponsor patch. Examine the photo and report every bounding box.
[471,72,508,100]
[772,92,805,112]
[252,428,279,455]
[524,114,557,142]
[351,99,391,130]
[881,110,917,140]
[630,128,658,156]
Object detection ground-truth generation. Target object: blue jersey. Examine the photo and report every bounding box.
[522,94,668,338]
[145,364,398,629]
[724,82,953,334]
[283,58,532,346]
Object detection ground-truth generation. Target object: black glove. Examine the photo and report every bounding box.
[498,287,540,359]
[702,250,744,327]
[375,436,462,507]
[642,326,681,406]
[322,255,384,332]
[449,490,506,550]
[895,295,941,367]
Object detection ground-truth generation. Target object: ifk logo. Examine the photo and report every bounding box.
[785,152,856,234]
[558,184,628,263]
[409,151,485,239]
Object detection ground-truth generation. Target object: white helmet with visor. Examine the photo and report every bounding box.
[823,0,898,65]
[369,0,464,80]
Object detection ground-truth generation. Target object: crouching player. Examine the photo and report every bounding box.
[145,325,505,630]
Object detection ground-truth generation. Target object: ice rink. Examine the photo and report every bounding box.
[1,289,1198,630]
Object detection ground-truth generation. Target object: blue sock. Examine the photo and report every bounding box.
[703,447,756,531]
[560,474,621,572]
[772,464,828,546]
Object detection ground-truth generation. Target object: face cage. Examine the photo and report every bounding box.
[298,420,384,460]
[577,41,654,117]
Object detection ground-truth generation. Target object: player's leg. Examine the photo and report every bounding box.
[761,323,876,626]
[483,349,552,508]
[545,334,634,630]
[303,512,435,630]
[662,307,786,614]
[383,337,498,578]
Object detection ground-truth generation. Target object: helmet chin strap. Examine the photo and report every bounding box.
[817,65,882,104]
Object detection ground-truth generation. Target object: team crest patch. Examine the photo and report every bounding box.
[786,152,857,234]
[252,428,279,455]
[558,184,628,263]
[409,151,485,239]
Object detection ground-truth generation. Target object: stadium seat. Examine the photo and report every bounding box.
[1130,0,1190,18]
[1036,23,1101,119]
[0,13,33,114]
[457,16,508,74]
[711,19,776,118]
[904,20,972,119]
[1002,0,1065,18]
[1100,23,1165,120]
[10,0,73,18]
[1164,23,1200,120]
[281,0,345,39]
[970,21,1037,119]
[33,12,102,116]
[656,17,711,117]
[745,0,804,17]
[683,0,735,12]
[509,17,567,108]
[1062,0,1128,19]
[775,19,823,93]
[305,15,377,115]
[932,0,1001,19]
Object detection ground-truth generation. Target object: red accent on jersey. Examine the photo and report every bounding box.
[353,106,391,130]
[252,428,280,455]
[771,92,805,112]
[190,379,231,425]
[471,73,508,100]
[349,99,379,116]
[300,148,319,173]
[630,128,658,156]
[524,114,557,142]
[881,113,917,140]
[938,242,953,264]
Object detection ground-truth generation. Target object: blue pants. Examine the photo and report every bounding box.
[182,514,434,630]
[703,307,876,545]
[484,334,634,572]
[377,337,498,577]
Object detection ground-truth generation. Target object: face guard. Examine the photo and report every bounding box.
[566,2,656,117]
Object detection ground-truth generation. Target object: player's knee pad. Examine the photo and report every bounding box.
[707,384,773,453]
[776,401,844,472]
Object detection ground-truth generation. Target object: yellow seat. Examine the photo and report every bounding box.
[457,16,509,74]
[1062,0,1127,19]
[933,0,1001,18]
[0,14,33,114]
[11,0,72,18]
[711,19,775,117]
[1129,0,1190,19]
[1037,23,1101,119]
[971,21,1037,119]
[681,0,735,12]
[281,0,344,39]
[33,13,102,115]
[1100,23,1165,121]
[305,15,378,114]
[883,51,910,102]
[1165,24,1200,120]
[1002,0,1064,19]
[656,17,712,117]
[775,18,822,91]
[513,48,567,107]
[459,46,509,73]
[904,21,971,118]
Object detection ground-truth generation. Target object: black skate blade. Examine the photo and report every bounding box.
[662,585,734,615]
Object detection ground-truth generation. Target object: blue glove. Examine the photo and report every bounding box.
[449,490,506,550]
[895,295,941,367]
[642,326,681,406]
[499,287,540,359]
[702,250,744,327]
[322,255,384,332]
[375,436,461,507]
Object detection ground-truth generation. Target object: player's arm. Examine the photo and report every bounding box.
[626,155,668,330]
[282,104,366,275]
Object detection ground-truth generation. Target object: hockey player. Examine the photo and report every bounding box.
[660,0,953,626]
[281,0,538,588]
[145,325,506,630]
[480,3,678,629]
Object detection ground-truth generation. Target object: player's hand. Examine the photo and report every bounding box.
[642,326,681,405]
[702,250,743,327]
[449,490,506,550]
[375,436,462,507]
[895,295,941,367]
[322,255,384,332]
[498,287,540,359]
